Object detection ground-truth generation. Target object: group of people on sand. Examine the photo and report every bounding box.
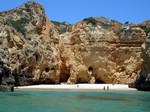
[103,86,109,90]
[76,84,110,90]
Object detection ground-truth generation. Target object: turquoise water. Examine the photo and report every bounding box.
[0,90,150,112]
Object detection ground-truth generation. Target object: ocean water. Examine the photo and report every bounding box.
[0,90,150,112]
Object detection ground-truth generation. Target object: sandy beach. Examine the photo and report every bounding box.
[14,84,137,91]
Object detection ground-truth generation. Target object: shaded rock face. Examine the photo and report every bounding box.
[0,61,15,91]
[0,2,149,91]
[128,21,150,90]
[129,32,150,90]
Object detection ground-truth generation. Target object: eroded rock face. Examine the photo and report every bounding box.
[60,19,146,84]
[0,1,60,91]
[0,61,15,91]
[0,1,149,91]
[129,32,150,90]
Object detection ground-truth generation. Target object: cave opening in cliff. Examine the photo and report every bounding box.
[34,79,56,84]
[45,67,50,72]
[60,73,70,83]
[34,53,41,62]
[96,79,106,84]
[88,66,93,72]
[78,78,88,83]
[35,54,39,61]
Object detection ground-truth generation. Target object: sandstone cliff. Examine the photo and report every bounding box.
[60,18,145,84]
[0,2,61,91]
[0,1,149,91]
[129,21,150,90]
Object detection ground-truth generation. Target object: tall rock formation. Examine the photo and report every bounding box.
[129,21,150,90]
[0,1,149,91]
[0,2,61,91]
[60,17,146,84]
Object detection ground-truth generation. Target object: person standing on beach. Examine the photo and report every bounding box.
[107,86,109,90]
[103,86,106,90]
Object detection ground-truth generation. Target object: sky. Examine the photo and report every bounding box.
[0,0,149,24]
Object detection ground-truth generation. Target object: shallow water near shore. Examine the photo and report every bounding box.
[0,90,150,112]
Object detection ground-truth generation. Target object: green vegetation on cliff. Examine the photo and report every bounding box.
[51,20,71,34]
[51,21,62,26]
[141,27,150,34]
[7,17,27,36]
[83,17,97,25]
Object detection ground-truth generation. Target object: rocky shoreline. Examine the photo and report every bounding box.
[0,1,150,91]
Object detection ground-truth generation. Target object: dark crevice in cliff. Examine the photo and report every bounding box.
[33,79,56,84]
[0,61,15,91]
[60,73,70,83]
[88,66,93,73]
[77,78,88,83]
[96,79,106,84]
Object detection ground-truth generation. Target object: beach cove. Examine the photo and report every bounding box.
[0,1,150,92]
[15,84,137,91]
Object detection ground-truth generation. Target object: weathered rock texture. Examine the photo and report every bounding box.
[0,1,149,91]
[0,2,61,91]
[60,19,145,84]
[131,33,150,90]
[129,21,150,90]
[51,21,71,34]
